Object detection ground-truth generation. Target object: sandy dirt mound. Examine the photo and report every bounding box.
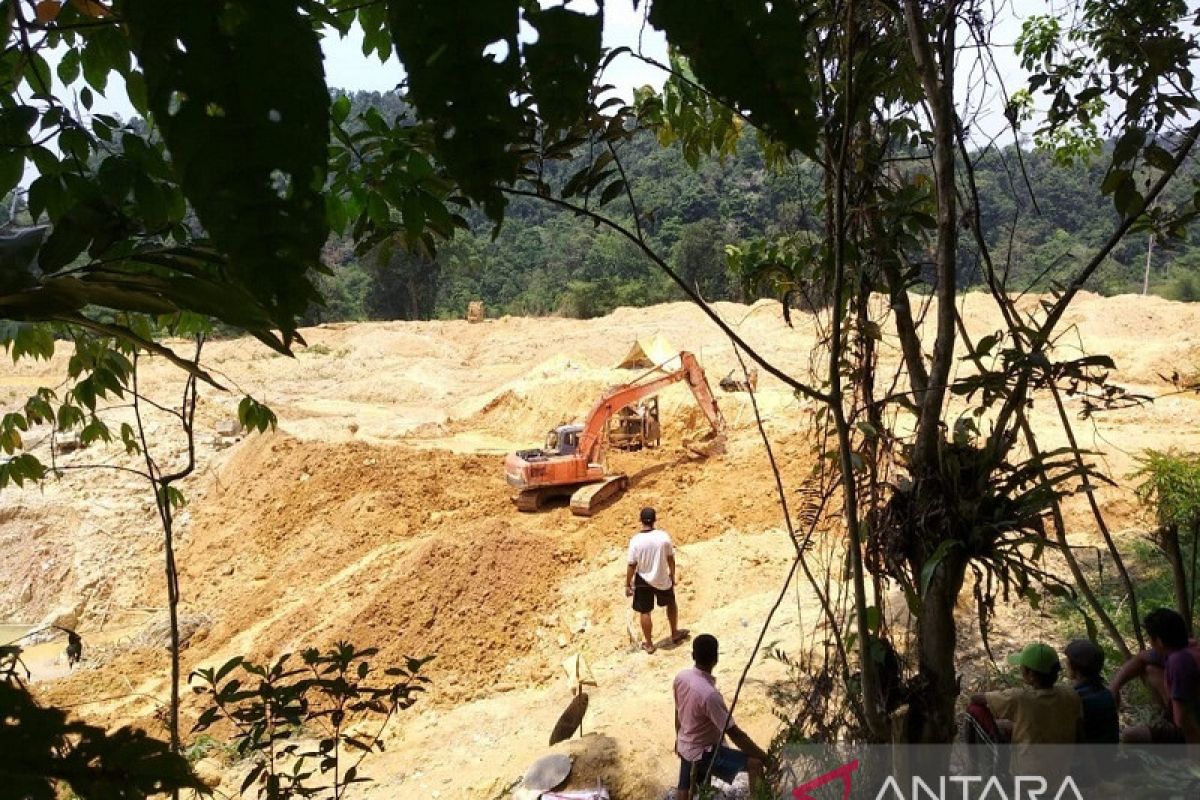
[339,521,571,703]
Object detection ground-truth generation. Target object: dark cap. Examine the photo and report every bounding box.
[640,507,656,525]
[1064,639,1105,676]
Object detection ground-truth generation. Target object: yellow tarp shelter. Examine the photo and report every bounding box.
[616,333,681,371]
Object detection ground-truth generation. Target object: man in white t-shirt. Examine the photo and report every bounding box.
[625,506,685,654]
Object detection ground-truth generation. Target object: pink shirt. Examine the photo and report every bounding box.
[674,666,736,761]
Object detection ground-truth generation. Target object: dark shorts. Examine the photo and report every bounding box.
[677,745,748,791]
[631,573,674,613]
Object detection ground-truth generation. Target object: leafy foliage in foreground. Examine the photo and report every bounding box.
[191,643,432,800]
[0,0,336,354]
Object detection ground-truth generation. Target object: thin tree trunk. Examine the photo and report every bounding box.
[900,0,963,744]
[903,0,958,469]
[1159,523,1192,633]
[1047,381,1144,647]
[830,0,886,742]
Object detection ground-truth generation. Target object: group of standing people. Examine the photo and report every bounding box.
[624,507,772,798]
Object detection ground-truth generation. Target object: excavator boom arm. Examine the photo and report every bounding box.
[576,352,724,461]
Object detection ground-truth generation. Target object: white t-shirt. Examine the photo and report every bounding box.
[627,528,674,590]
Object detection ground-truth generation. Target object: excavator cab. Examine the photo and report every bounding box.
[546,424,583,456]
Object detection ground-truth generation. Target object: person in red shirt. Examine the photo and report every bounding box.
[1110,607,1200,744]
[673,634,773,800]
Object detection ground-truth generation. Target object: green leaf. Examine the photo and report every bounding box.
[214,656,244,684]
[920,540,961,597]
[81,38,110,94]
[74,378,97,411]
[0,106,38,143]
[38,215,94,272]
[1100,168,1130,196]
[598,179,626,207]
[238,396,277,433]
[0,152,25,209]
[23,52,53,97]
[125,0,330,347]
[648,2,817,156]
[1144,143,1175,172]
[864,605,881,633]
[401,191,424,240]
[80,419,111,446]
[97,157,134,204]
[389,0,521,221]
[126,70,149,115]
[120,422,140,455]
[57,48,82,84]
[973,333,1000,358]
[524,5,603,130]
[332,93,351,125]
[367,193,389,227]
[0,453,46,488]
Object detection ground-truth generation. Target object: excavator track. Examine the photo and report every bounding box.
[569,474,629,517]
[515,484,583,512]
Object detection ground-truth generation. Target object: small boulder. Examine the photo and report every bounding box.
[215,419,244,438]
[56,432,83,453]
[194,758,223,788]
[40,605,80,633]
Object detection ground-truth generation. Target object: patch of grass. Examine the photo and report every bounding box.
[1049,538,1177,716]
[183,733,238,765]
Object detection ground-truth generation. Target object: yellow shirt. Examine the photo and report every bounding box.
[985,685,1082,780]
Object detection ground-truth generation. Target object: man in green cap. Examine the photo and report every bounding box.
[970,642,1082,779]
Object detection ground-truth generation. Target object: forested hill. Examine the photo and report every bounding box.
[312,91,1200,324]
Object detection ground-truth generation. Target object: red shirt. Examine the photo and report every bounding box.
[673,666,735,761]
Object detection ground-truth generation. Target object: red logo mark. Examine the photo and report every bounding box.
[792,759,860,800]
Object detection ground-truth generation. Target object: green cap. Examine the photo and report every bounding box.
[1007,642,1060,675]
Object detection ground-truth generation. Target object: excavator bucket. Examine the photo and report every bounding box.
[685,431,726,459]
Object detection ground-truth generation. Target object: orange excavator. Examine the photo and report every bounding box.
[504,351,725,516]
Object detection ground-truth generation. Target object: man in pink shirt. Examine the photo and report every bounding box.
[673,634,772,799]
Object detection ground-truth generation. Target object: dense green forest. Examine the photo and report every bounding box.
[305,90,1200,323]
